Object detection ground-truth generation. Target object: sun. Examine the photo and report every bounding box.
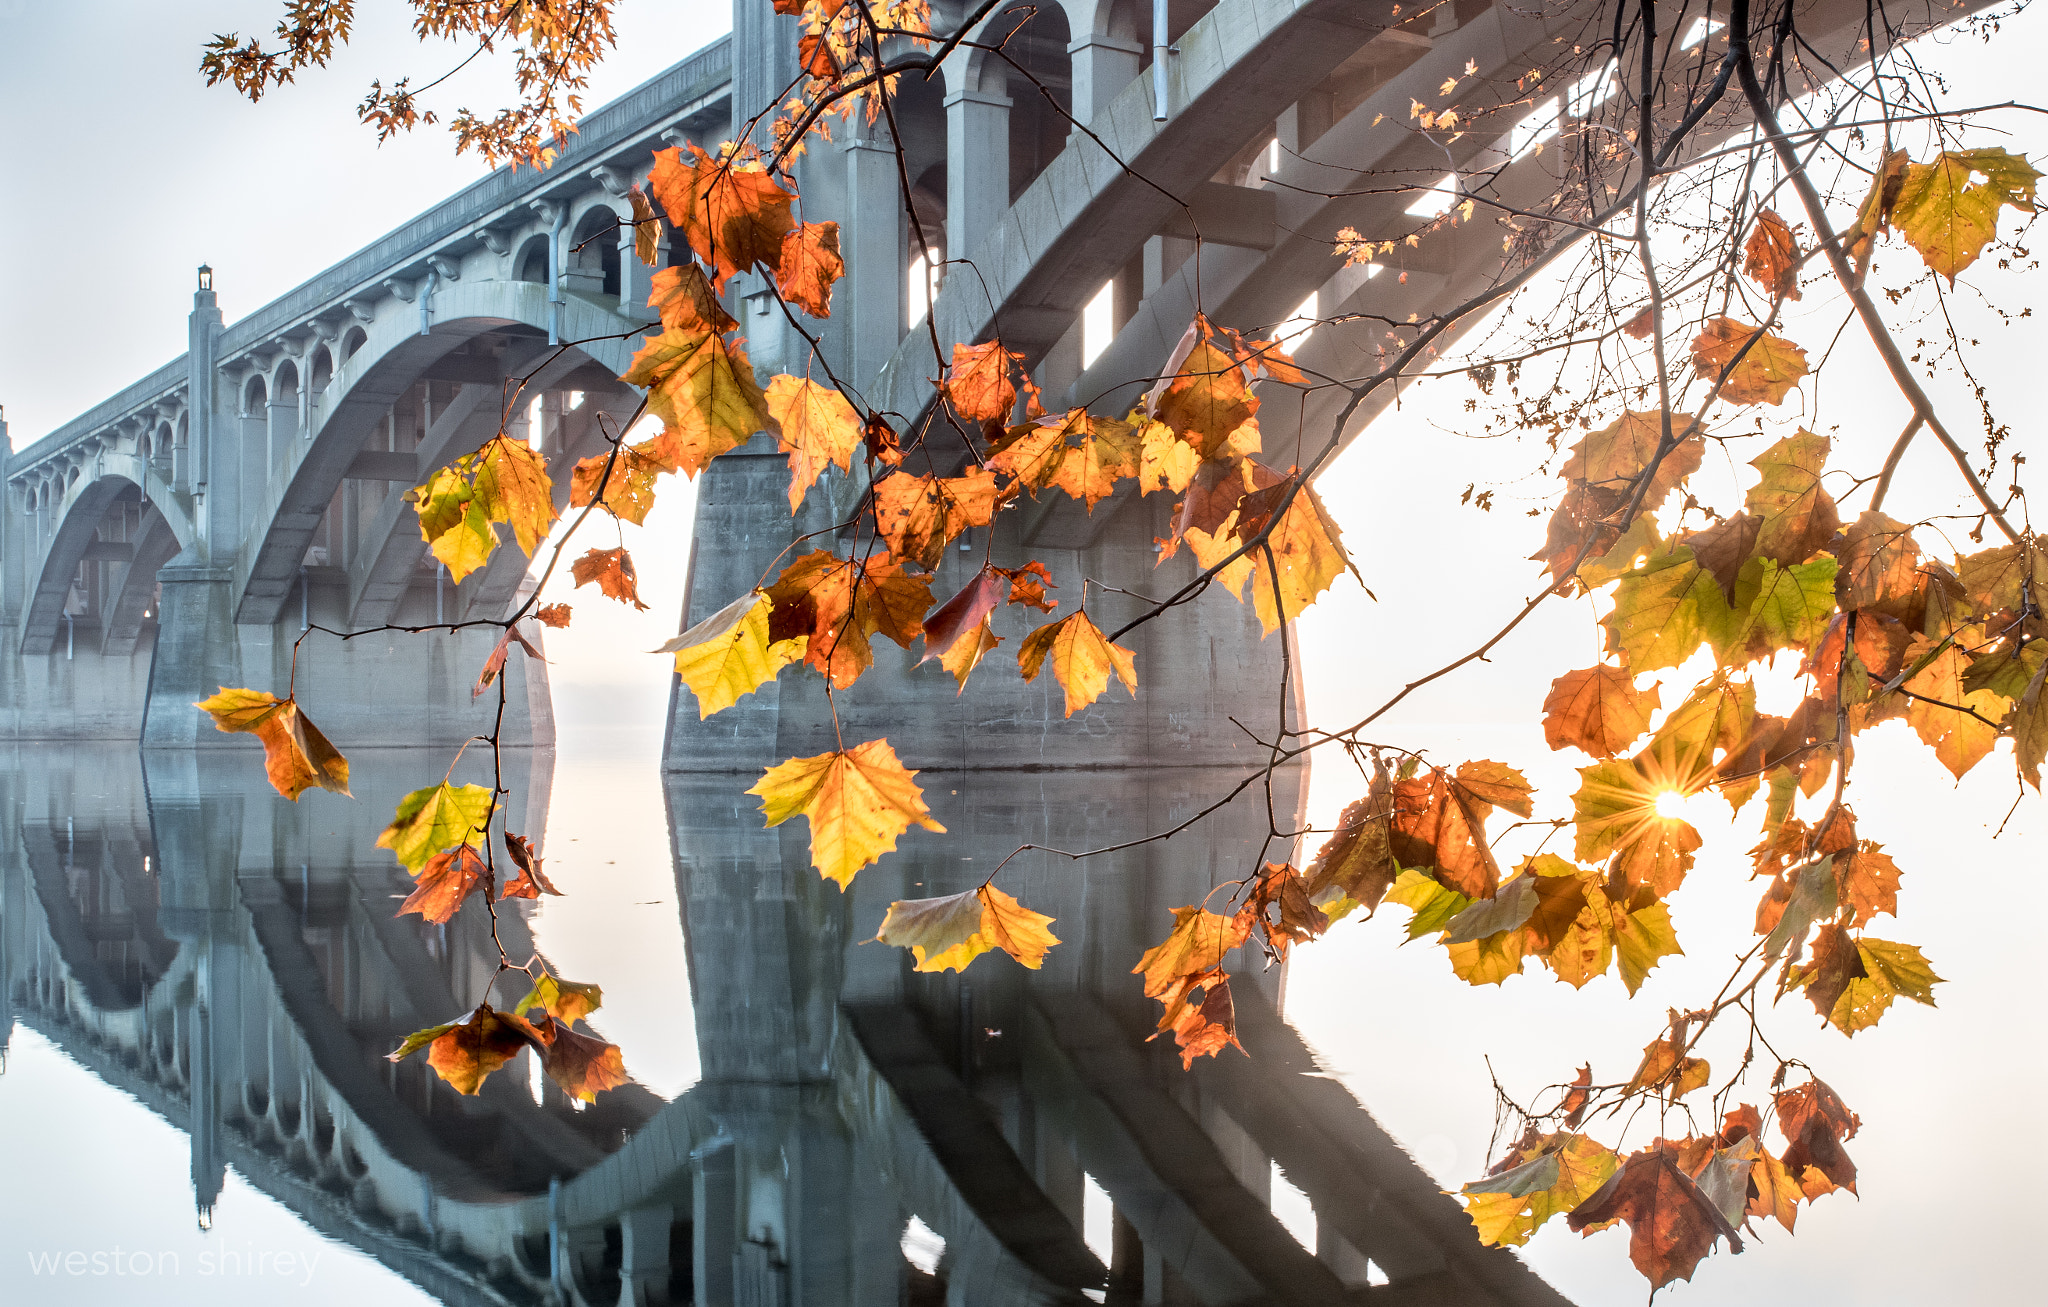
[1653,789,1690,820]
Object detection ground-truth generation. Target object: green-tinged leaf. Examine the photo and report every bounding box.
[1462,1134,1621,1248]
[657,590,803,718]
[377,782,494,874]
[515,973,604,1024]
[1604,545,1735,672]
[1615,901,1681,994]
[1386,867,1471,940]
[1720,556,1839,663]
[1745,431,1839,565]
[1442,874,1540,944]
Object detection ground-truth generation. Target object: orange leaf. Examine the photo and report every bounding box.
[1742,208,1803,299]
[648,141,796,292]
[871,467,998,569]
[398,844,489,924]
[943,340,1027,428]
[472,624,544,699]
[533,602,572,628]
[569,438,669,525]
[647,263,738,334]
[765,374,862,510]
[500,830,562,900]
[571,547,650,610]
[194,688,352,801]
[1543,666,1660,757]
[388,1003,547,1096]
[537,1017,630,1101]
[622,324,772,477]
[1565,1145,1741,1289]
[1690,316,1808,405]
[765,549,933,689]
[748,737,946,887]
[776,220,843,317]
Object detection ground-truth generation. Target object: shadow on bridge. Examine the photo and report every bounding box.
[1,747,1568,1307]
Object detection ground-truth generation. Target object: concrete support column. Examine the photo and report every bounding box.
[840,131,905,387]
[693,1139,738,1307]
[618,217,663,321]
[1067,34,1144,127]
[139,565,240,746]
[1142,234,1196,298]
[945,85,1013,273]
[616,1205,674,1306]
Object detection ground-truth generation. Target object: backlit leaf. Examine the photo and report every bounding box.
[765,549,933,689]
[409,434,559,582]
[537,1017,631,1101]
[388,1003,546,1096]
[622,323,773,477]
[1742,208,1802,299]
[872,467,999,569]
[874,884,1059,972]
[776,220,843,317]
[571,547,650,610]
[1745,431,1839,565]
[194,688,352,801]
[648,141,796,292]
[1892,147,2042,282]
[648,262,738,334]
[1018,611,1138,717]
[1566,1145,1742,1289]
[500,830,562,900]
[1462,1133,1619,1248]
[378,781,494,874]
[766,374,862,510]
[748,738,946,888]
[943,340,1029,428]
[398,843,488,923]
[1543,666,1659,757]
[658,589,802,717]
[1690,316,1808,405]
[514,972,602,1023]
[472,623,543,698]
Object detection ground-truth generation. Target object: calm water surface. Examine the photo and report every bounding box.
[0,724,2033,1306]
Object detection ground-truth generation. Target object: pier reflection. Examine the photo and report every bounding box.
[0,749,1569,1306]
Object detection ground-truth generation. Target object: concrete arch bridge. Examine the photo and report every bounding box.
[0,0,1956,763]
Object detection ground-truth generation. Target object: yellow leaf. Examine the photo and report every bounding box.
[408,434,559,583]
[874,884,1059,973]
[748,738,946,888]
[628,186,662,267]
[765,375,862,510]
[1461,1133,1620,1247]
[1689,316,1808,406]
[622,325,773,478]
[656,590,802,718]
[1902,629,2009,779]
[377,781,494,874]
[1893,148,2042,282]
[1135,415,1199,493]
[194,687,352,801]
[871,467,999,569]
[513,973,604,1024]
[1018,611,1138,717]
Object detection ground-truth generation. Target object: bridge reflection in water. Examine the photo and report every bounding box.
[2,749,1569,1307]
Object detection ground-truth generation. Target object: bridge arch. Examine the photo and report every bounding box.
[22,456,196,657]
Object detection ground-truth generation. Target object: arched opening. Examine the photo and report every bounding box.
[515,234,552,285]
[340,325,368,362]
[309,346,334,395]
[568,207,622,299]
[896,73,949,325]
[243,373,268,417]
[1000,3,1073,200]
[271,359,301,463]
[151,422,173,470]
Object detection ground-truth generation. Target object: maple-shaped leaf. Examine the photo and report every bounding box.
[622,323,772,477]
[1776,1077,1860,1198]
[408,434,558,582]
[648,262,738,334]
[1795,928,1942,1034]
[514,973,603,1023]
[1240,480,1354,634]
[1543,665,1660,757]
[1133,905,1253,1000]
[1836,510,1923,615]
[1573,758,1702,897]
[943,340,1029,429]
[987,409,1143,510]
[1003,560,1058,611]
[765,374,862,510]
[873,883,1060,972]
[1124,415,1199,496]
[648,141,796,292]
[1901,628,2008,778]
[1560,410,1705,508]
[1566,1144,1742,1290]
[1154,969,1247,1069]
[571,547,650,610]
[863,411,906,467]
[1386,867,1474,940]
[1305,787,1399,917]
[397,843,488,923]
[1954,538,2048,615]
[871,467,999,569]
[1844,147,1912,282]
[1721,556,1839,664]
[1892,147,2042,282]
[1712,1105,1806,1232]
[500,830,562,900]
[472,624,543,698]
[1386,761,1533,899]
[920,567,1007,690]
[658,589,803,717]
[1018,611,1138,717]
[1742,208,1802,299]
[627,186,663,267]
[1151,316,1259,458]
[765,549,933,688]
[569,437,669,526]
[775,221,843,317]
[533,602,572,627]
[536,1016,630,1101]
[1602,544,1734,672]
[1241,861,1329,960]
[1461,1132,1620,1247]
[1624,1033,1709,1101]
[194,688,351,801]
[748,738,945,888]
[1745,430,1840,564]
[388,1002,546,1095]
[377,781,494,874]
[1832,840,1901,928]
[1683,512,1762,603]
[1690,316,1808,406]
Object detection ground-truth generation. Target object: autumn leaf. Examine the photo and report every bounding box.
[1745,431,1839,565]
[569,437,668,525]
[500,830,562,900]
[1238,479,1354,634]
[765,549,933,688]
[1833,840,1901,928]
[622,323,773,477]
[472,623,543,698]
[398,843,488,923]
[920,567,1006,690]
[1776,1077,1860,1198]
[658,589,803,717]
[1155,970,1246,1069]
[536,1017,630,1101]
[1134,905,1253,999]
[1690,316,1808,405]
[943,340,1028,428]
[873,883,1059,972]
[377,781,493,874]
[194,688,351,801]
[1018,611,1138,717]
[1573,758,1702,897]
[571,547,650,610]
[1461,1132,1620,1247]
[1151,316,1259,458]
[1601,544,1733,672]
[1566,1145,1742,1290]
[1892,147,2042,282]
[1625,1033,1709,1101]
[748,738,945,887]
[776,220,843,317]
[627,185,662,266]
[1242,861,1329,959]
[765,374,862,510]
[1742,208,1802,299]
[388,1003,546,1096]
[533,602,572,628]
[1795,928,1942,1034]
[409,434,558,582]
[1683,512,1762,603]
[1837,510,1922,614]
[514,972,603,1023]
[1543,665,1659,757]
[871,467,999,570]
[1722,556,1839,663]
[1559,410,1705,507]
[1305,785,1399,917]
[987,409,1143,511]
[1385,761,1533,899]
[648,262,737,334]
[1901,629,2008,778]
[648,141,796,291]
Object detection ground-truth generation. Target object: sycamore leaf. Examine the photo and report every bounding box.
[1603,544,1734,672]
[535,1016,630,1101]
[1133,905,1253,999]
[472,623,543,699]
[1242,861,1330,960]
[398,844,488,923]
[871,467,999,569]
[1837,511,1923,614]
[1892,147,2043,282]
[1844,148,1911,281]
[648,141,795,292]
[2010,655,2048,790]
[1386,866,1473,938]
[1742,208,1802,299]
[1543,666,1659,757]
[1567,1145,1742,1290]
[765,374,862,510]
[1745,431,1839,565]
[1385,762,1532,900]
[1902,629,2008,778]
[1776,1077,1860,1198]
[873,884,1059,972]
[765,549,933,689]
[1242,480,1354,633]
[1461,1133,1620,1248]
[748,738,945,888]
[1152,316,1259,458]
[1305,788,1399,915]
[1018,611,1138,717]
[658,590,802,717]
[388,1003,546,1096]
[1560,411,1705,507]
[569,438,668,526]
[1155,970,1247,1069]
[514,972,603,1023]
[1798,929,1942,1034]
[943,340,1029,428]
[1834,841,1901,928]
[776,220,843,317]
[648,262,738,334]
[377,781,493,874]
[500,830,562,900]
[628,186,662,266]
[988,409,1143,511]
[622,324,773,477]
[1136,416,1200,493]
[1573,759,1702,897]
[1683,513,1762,603]
[408,434,558,582]
[534,602,572,628]
[1625,1034,1709,1101]
[1690,316,1808,406]
[194,688,352,800]
[571,547,650,610]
